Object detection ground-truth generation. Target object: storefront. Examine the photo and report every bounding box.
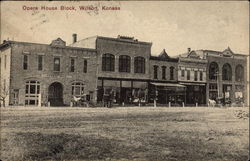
[180,83,206,105]
[149,82,186,105]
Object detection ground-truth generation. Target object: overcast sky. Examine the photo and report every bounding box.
[1,1,249,56]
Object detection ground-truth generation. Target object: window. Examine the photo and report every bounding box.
[102,54,115,71]
[222,63,232,81]
[181,70,185,77]
[134,57,145,73]
[209,62,218,80]
[162,66,166,80]
[200,71,203,81]
[235,65,244,82]
[54,57,60,72]
[23,55,28,70]
[83,59,87,73]
[209,84,217,90]
[25,80,40,105]
[187,70,190,80]
[153,65,158,79]
[70,58,75,72]
[194,71,198,81]
[170,66,174,80]
[72,82,84,97]
[119,55,130,72]
[38,55,43,71]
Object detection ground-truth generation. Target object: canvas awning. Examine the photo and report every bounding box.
[150,82,186,88]
[179,82,206,86]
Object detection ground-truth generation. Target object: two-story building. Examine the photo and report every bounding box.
[71,35,151,104]
[149,49,185,105]
[203,47,247,105]
[0,38,97,106]
[177,48,207,105]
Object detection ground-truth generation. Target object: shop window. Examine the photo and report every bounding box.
[25,80,40,105]
[222,63,232,81]
[83,59,87,73]
[162,66,166,80]
[134,57,145,73]
[102,53,115,71]
[119,55,130,72]
[153,65,158,79]
[38,55,43,71]
[54,57,60,72]
[209,62,218,80]
[235,65,244,82]
[72,82,84,97]
[170,66,174,80]
[23,55,28,70]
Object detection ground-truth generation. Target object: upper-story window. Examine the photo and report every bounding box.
[70,58,75,72]
[162,66,166,80]
[181,70,185,77]
[134,57,145,74]
[209,62,218,80]
[102,53,115,72]
[170,66,174,80]
[187,70,190,80]
[235,65,244,82]
[194,71,198,81]
[38,55,43,71]
[200,71,203,81]
[23,55,28,70]
[153,65,158,79]
[222,63,232,81]
[83,59,87,73]
[119,55,130,72]
[54,57,60,72]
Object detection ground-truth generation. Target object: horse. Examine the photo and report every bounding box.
[208,99,216,107]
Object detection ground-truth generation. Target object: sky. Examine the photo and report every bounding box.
[1,1,249,56]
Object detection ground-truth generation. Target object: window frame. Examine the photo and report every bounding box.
[53,57,61,72]
[119,55,131,73]
[102,53,115,72]
[134,56,145,74]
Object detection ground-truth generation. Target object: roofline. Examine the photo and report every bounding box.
[0,40,97,52]
[150,56,179,62]
[96,36,152,46]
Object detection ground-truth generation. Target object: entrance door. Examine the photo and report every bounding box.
[48,82,63,106]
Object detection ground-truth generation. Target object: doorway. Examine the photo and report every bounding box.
[48,82,64,106]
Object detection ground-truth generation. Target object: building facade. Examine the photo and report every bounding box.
[0,38,97,106]
[177,49,207,105]
[0,35,248,107]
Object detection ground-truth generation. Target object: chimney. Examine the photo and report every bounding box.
[188,48,191,53]
[72,34,77,43]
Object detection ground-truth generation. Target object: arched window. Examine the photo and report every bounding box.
[162,66,166,80]
[119,55,130,72]
[222,63,232,81]
[235,65,244,82]
[209,62,219,80]
[102,54,115,71]
[72,82,84,97]
[25,80,40,105]
[170,66,174,80]
[134,57,145,74]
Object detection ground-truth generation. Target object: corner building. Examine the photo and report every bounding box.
[0,38,97,106]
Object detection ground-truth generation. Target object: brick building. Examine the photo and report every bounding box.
[0,38,97,106]
[71,35,151,104]
[149,49,185,105]
[177,48,207,105]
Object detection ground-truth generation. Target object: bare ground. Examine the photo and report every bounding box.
[0,106,249,161]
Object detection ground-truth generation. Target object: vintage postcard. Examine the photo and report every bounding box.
[0,1,249,161]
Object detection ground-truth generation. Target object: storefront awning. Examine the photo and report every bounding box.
[179,82,206,86]
[150,82,186,88]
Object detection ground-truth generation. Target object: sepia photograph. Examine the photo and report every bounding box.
[0,1,249,161]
